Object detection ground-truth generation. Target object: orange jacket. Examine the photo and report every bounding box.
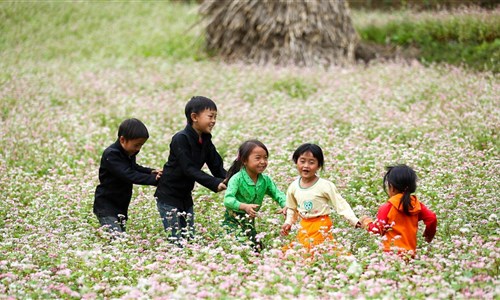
[367,194,437,252]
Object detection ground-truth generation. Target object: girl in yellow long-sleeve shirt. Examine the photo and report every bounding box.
[281,143,361,252]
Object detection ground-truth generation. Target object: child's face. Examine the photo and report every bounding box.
[191,109,217,135]
[296,151,319,180]
[120,137,147,156]
[244,146,268,177]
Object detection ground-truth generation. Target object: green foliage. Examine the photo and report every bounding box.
[354,9,500,72]
[0,2,203,62]
[271,77,317,99]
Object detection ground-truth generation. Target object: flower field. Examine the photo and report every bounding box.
[0,2,499,299]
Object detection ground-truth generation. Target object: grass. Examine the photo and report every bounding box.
[352,7,500,72]
[0,2,499,299]
[0,1,203,63]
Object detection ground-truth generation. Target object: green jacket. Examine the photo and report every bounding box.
[223,168,286,212]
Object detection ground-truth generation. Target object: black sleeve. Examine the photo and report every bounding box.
[134,161,154,174]
[171,134,223,192]
[206,142,227,179]
[104,150,157,186]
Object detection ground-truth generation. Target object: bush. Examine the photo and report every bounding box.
[354,8,500,72]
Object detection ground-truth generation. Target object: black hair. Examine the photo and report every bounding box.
[226,140,269,181]
[292,143,324,168]
[383,164,418,216]
[117,118,149,140]
[185,96,218,125]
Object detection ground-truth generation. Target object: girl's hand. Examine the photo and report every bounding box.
[217,182,227,192]
[280,223,291,236]
[423,233,433,243]
[274,207,287,215]
[358,215,373,229]
[240,203,259,218]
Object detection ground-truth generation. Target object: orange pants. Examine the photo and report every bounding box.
[284,215,335,253]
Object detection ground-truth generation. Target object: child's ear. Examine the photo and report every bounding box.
[119,136,126,144]
[388,184,398,194]
[190,112,198,123]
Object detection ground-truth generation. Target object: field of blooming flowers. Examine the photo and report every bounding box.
[1,2,499,299]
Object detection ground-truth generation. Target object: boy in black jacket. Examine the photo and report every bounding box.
[155,96,227,245]
[94,118,162,234]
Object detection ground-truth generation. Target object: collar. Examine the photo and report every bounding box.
[240,167,262,186]
[388,193,421,214]
[184,124,211,144]
[114,139,130,157]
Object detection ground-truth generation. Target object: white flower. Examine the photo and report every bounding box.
[346,260,362,276]
[459,227,470,233]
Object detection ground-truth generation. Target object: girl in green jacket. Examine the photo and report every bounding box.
[223,140,286,251]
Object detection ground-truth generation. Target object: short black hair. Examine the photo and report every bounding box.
[117,118,149,140]
[292,143,324,168]
[185,96,218,125]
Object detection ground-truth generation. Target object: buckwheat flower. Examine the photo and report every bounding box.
[255,232,266,242]
[347,260,362,276]
[459,227,470,234]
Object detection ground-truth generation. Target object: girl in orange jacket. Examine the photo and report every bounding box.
[360,165,437,255]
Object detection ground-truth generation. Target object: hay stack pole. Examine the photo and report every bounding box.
[200,0,359,67]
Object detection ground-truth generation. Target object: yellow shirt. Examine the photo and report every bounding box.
[284,177,359,226]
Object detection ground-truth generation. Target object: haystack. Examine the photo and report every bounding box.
[199,0,359,67]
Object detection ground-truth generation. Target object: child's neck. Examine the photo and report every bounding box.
[250,174,258,183]
[192,127,202,137]
[300,175,318,188]
[245,168,259,183]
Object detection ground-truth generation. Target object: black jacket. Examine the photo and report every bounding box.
[93,140,157,218]
[154,125,226,211]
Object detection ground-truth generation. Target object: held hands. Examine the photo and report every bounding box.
[217,182,227,192]
[358,215,373,230]
[280,223,291,236]
[239,203,259,218]
[152,169,163,180]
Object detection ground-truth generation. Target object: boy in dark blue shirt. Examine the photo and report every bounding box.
[155,96,227,245]
[94,118,162,234]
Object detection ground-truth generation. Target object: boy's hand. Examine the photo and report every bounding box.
[280,223,291,236]
[152,169,163,180]
[217,182,227,192]
[239,203,259,218]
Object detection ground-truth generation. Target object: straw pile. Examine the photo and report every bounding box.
[199,0,359,67]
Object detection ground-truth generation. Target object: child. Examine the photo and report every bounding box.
[93,118,162,234]
[155,96,227,245]
[359,164,437,255]
[223,140,286,251]
[281,143,360,251]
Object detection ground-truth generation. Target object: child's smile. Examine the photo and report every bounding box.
[244,146,268,182]
[192,109,217,135]
[296,151,319,183]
